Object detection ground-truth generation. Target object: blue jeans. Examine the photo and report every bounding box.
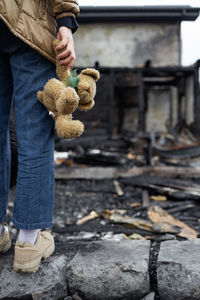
[0,20,56,229]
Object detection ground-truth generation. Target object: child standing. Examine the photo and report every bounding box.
[0,0,79,273]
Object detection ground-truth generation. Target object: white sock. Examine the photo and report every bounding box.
[18,229,38,245]
[0,224,2,236]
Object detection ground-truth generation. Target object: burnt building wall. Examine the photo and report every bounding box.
[74,23,180,67]
[72,16,199,137]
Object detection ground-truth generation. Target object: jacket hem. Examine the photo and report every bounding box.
[0,14,56,65]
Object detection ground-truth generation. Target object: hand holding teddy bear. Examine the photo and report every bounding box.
[37,39,100,139]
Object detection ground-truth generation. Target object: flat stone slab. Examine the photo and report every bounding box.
[66,240,151,300]
[3,239,200,299]
[0,242,78,299]
[0,254,68,299]
[157,239,200,300]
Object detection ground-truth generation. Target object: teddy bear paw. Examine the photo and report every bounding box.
[56,117,84,139]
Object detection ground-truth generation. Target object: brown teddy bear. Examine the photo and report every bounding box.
[37,39,100,139]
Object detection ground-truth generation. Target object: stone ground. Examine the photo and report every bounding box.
[1,237,200,300]
[1,176,200,300]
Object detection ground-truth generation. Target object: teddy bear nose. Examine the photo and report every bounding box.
[86,87,91,93]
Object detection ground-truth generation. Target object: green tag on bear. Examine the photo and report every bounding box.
[65,69,80,90]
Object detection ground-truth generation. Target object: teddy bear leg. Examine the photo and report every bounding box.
[55,114,84,139]
[56,87,80,115]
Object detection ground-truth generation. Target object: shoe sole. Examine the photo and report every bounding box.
[13,242,55,273]
[0,239,12,254]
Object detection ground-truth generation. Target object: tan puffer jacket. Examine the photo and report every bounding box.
[0,0,79,64]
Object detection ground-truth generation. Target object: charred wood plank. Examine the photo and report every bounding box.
[166,203,195,214]
[73,149,129,166]
[154,142,200,159]
[121,175,200,200]
[55,166,200,180]
[122,175,200,190]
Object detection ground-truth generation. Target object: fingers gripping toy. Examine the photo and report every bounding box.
[37,39,100,139]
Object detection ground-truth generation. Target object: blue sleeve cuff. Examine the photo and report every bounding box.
[57,17,79,34]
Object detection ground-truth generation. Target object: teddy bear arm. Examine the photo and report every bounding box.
[38,90,57,113]
[52,39,71,82]
[44,78,64,100]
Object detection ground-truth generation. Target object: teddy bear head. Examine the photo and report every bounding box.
[77,68,100,107]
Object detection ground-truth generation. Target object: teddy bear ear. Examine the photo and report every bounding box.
[81,68,100,81]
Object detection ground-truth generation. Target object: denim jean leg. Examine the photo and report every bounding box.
[10,42,57,229]
[0,52,13,223]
